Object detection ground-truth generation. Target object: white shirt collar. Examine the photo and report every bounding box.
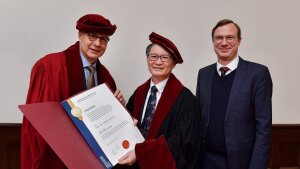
[217,56,239,76]
[149,78,168,94]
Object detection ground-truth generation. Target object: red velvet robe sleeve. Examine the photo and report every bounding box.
[21,55,68,169]
[135,136,176,169]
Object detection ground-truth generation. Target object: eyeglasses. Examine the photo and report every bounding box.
[213,35,237,44]
[87,33,110,44]
[148,54,172,62]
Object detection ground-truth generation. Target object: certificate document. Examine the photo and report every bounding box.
[61,84,144,169]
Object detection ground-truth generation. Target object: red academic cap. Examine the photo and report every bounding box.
[149,32,183,64]
[76,14,117,36]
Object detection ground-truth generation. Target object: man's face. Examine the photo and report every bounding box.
[213,23,241,65]
[78,31,109,64]
[147,44,175,84]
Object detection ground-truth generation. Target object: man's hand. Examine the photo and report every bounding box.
[133,118,138,126]
[118,150,136,165]
[114,89,126,106]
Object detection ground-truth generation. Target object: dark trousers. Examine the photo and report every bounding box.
[201,150,229,169]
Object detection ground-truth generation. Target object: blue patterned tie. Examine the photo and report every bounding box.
[140,86,158,138]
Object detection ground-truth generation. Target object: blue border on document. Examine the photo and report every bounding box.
[61,101,113,169]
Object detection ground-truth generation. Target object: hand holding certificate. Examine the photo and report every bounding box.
[61,84,144,169]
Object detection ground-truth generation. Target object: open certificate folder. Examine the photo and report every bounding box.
[61,84,145,169]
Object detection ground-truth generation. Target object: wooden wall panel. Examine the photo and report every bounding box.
[269,124,300,169]
[0,124,21,169]
[0,123,299,169]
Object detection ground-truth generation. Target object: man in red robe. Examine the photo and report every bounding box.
[117,32,201,169]
[22,14,125,169]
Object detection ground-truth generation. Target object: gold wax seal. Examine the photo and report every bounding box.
[71,107,83,120]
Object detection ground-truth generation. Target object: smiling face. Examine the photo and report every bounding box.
[78,31,109,64]
[213,23,241,65]
[147,44,175,84]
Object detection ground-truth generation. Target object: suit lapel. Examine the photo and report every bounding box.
[133,80,150,123]
[225,57,247,121]
[64,42,86,96]
[147,74,183,139]
[133,74,183,140]
[205,64,215,120]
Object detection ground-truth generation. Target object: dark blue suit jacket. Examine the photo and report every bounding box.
[196,57,272,169]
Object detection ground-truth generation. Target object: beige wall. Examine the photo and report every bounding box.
[1,0,299,123]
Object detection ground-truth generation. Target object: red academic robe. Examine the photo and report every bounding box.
[116,74,201,169]
[21,42,116,169]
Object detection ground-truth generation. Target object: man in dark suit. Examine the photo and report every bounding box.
[196,19,272,169]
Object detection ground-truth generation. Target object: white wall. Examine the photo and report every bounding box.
[1,0,299,123]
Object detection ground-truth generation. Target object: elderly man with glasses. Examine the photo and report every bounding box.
[115,32,201,169]
[22,14,126,169]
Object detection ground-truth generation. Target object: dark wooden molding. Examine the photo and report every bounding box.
[0,123,300,169]
[269,124,300,169]
[0,123,21,169]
